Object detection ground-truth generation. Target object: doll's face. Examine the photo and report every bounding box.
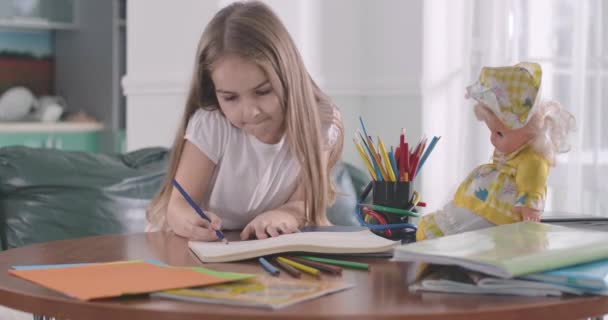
[483,109,534,154]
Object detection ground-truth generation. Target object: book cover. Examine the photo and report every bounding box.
[393,222,608,278]
[152,276,353,309]
[409,265,595,297]
[521,259,608,291]
[8,261,254,300]
[189,230,398,263]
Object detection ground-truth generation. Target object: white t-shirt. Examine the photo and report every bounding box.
[184,106,340,229]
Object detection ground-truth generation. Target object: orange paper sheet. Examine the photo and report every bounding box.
[9,261,238,300]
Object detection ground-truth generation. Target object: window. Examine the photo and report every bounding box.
[471,0,608,216]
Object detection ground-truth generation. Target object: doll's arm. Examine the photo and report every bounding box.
[514,155,550,221]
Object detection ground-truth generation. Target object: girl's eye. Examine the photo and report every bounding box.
[496,131,504,137]
[256,89,272,96]
[222,95,237,102]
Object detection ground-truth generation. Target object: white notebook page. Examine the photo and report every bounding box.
[188,230,398,263]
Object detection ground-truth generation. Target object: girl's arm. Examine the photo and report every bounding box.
[240,149,332,240]
[167,141,223,241]
[239,175,306,240]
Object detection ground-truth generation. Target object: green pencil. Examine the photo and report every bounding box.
[295,256,369,270]
[360,203,419,217]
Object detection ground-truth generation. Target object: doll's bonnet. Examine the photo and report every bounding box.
[466,62,542,129]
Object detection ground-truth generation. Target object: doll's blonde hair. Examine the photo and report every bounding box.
[474,101,575,166]
[527,100,576,166]
[147,1,343,229]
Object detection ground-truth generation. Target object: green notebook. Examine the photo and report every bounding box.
[394,222,608,278]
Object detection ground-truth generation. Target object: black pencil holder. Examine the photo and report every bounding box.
[369,181,416,241]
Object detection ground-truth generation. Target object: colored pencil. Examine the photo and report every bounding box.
[354,138,378,180]
[258,257,280,276]
[277,257,320,278]
[273,257,301,278]
[284,256,343,275]
[388,149,398,179]
[364,134,388,181]
[359,203,419,217]
[378,137,396,181]
[294,256,369,271]
[415,136,441,177]
[359,116,370,139]
[358,132,384,181]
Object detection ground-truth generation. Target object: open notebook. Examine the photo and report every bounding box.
[189,230,399,263]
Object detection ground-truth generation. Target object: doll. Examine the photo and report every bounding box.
[416,62,576,240]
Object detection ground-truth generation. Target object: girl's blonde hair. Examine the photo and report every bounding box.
[474,101,575,166]
[147,1,343,229]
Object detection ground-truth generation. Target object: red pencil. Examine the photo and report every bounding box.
[395,146,400,163]
[399,129,407,182]
[403,142,409,181]
[409,139,426,178]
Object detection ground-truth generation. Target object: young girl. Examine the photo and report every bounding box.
[146,1,343,241]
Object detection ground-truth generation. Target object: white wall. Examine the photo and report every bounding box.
[123,0,218,150]
[123,0,424,171]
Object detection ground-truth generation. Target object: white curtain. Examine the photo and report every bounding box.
[421,0,608,217]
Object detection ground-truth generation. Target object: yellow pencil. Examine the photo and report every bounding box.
[354,139,377,180]
[364,135,388,181]
[377,138,396,182]
[277,256,320,278]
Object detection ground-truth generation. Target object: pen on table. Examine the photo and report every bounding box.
[258,257,280,277]
[284,256,342,275]
[171,179,228,244]
[273,257,301,278]
[294,256,369,271]
[277,256,320,278]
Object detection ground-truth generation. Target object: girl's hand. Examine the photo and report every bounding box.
[513,207,541,222]
[167,207,223,241]
[240,210,300,240]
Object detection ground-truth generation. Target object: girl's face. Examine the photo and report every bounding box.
[211,54,285,144]
[484,108,533,154]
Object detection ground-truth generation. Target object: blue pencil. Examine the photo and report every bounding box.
[258,257,280,276]
[172,179,228,244]
[359,116,370,139]
[388,149,398,179]
[415,136,440,178]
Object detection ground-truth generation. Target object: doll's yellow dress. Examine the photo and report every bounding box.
[417,144,549,240]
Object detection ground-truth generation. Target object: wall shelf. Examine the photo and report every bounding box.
[0,18,76,30]
[0,122,103,133]
[0,122,104,152]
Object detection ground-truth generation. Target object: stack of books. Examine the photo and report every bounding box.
[392,222,608,296]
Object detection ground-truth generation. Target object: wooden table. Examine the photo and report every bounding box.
[1,232,607,320]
